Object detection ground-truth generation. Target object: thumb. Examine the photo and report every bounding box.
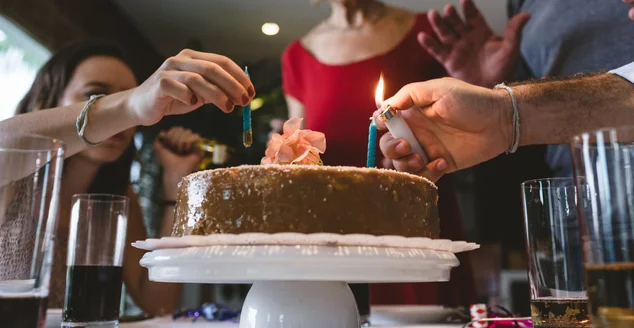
[382,81,435,112]
[382,79,455,112]
[503,12,530,50]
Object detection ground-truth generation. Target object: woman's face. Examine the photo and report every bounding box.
[58,56,138,164]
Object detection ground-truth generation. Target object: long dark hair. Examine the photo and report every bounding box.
[16,40,137,196]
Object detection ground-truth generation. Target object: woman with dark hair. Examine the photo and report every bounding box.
[10,40,230,314]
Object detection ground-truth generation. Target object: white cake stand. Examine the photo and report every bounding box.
[136,235,478,328]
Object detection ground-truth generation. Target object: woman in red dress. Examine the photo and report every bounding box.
[281,0,476,306]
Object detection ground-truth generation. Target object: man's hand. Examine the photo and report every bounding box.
[375,78,512,181]
[418,0,530,87]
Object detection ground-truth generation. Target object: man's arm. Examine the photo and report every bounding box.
[376,70,634,181]
[513,73,634,146]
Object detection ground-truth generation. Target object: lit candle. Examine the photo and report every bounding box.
[366,75,386,168]
[375,75,429,164]
[367,118,377,168]
[242,66,253,148]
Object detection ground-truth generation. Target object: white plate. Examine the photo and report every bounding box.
[140,245,460,283]
[46,309,62,328]
[370,305,457,325]
[133,233,479,253]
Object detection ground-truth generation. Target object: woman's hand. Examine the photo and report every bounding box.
[127,49,255,126]
[154,126,204,199]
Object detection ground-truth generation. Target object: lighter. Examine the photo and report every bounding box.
[378,105,429,164]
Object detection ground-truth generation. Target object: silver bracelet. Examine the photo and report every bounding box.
[76,94,105,147]
[494,83,520,154]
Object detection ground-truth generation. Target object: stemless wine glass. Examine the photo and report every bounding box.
[62,194,128,328]
[0,134,65,328]
[572,126,634,328]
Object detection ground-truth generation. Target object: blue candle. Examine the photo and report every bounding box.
[367,118,377,168]
[242,66,253,147]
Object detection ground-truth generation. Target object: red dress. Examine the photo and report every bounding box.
[282,13,476,306]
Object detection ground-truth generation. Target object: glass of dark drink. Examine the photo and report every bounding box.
[572,127,634,328]
[62,194,128,328]
[0,134,65,328]
[522,178,591,328]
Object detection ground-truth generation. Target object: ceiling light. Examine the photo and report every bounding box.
[261,23,279,36]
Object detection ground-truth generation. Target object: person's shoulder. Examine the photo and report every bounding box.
[282,39,306,64]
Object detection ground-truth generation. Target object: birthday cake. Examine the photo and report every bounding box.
[171,119,440,238]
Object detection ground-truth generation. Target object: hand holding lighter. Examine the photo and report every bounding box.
[378,105,429,164]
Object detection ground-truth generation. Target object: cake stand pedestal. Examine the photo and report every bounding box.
[138,243,472,328]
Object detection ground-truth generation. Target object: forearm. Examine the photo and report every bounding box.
[509,74,634,145]
[0,90,137,157]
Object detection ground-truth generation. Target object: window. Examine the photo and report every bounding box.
[0,15,50,120]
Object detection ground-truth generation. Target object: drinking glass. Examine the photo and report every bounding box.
[62,194,128,328]
[0,134,64,328]
[522,178,591,328]
[572,126,634,328]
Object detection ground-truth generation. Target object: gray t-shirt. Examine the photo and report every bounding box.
[509,0,634,177]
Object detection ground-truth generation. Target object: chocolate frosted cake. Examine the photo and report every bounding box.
[171,165,439,238]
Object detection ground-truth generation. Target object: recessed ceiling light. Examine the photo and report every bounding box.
[261,23,279,36]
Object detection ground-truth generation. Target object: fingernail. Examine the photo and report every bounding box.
[225,100,234,112]
[395,141,409,155]
[241,93,250,105]
[191,94,197,105]
[437,159,448,171]
[408,156,424,171]
[247,86,255,97]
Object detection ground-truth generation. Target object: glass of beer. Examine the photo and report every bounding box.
[522,178,591,328]
[62,194,128,328]
[572,127,634,328]
[0,134,64,328]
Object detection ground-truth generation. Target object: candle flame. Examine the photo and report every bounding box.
[375,74,384,109]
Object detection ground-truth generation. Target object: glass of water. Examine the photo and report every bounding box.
[0,134,64,328]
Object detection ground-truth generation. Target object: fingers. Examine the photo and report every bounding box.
[159,126,201,154]
[163,56,249,107]
[162,71,235,112]
[444,4,467,37]
[379,132,448,181]
[416,158,448,182]
[417,32,450,63]
[427,9,458,44]
[179,49,255,97]
[382,81,435,113]
[156,77,198,107]
[503,12,531,50]
[379,132,412,159]
[462,0,487,30]
[630,7,634,20]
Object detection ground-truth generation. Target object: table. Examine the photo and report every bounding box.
[120,317,463,328]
